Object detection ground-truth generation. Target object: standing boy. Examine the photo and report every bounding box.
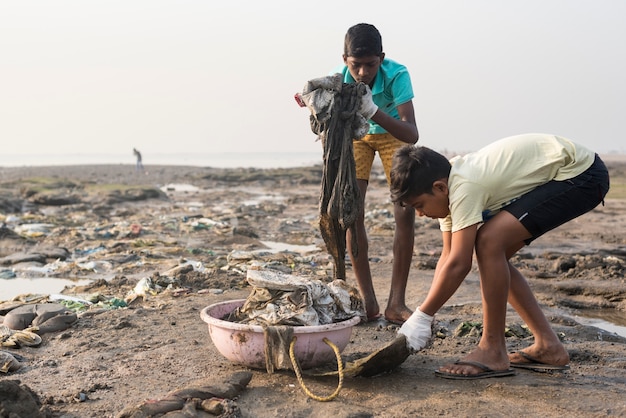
[391,133,610,379]
[335,23,419,324]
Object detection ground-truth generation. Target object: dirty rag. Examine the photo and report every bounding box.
[300,74,368,279]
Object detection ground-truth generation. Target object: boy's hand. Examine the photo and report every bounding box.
[359,84,378,119]
[397,309,433,353]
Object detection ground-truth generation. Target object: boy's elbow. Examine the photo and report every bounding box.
[401,129,418,145]
[410,127,419,144]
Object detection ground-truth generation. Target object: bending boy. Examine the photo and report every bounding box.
[391,133,610,379]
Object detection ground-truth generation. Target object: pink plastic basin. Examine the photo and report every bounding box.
[200,299,360,370]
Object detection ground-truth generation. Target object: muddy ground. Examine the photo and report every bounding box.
[0,157,625,417]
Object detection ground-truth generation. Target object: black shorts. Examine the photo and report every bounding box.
[503,154,610,245]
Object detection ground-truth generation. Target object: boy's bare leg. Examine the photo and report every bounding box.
[384,202,415,324]
[507,264,570,366]
[438,212,526,375]
[347,180,380,320]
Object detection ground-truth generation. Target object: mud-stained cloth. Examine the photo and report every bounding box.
[300,74,369,280]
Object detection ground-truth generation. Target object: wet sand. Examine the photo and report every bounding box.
[0,159,625,417]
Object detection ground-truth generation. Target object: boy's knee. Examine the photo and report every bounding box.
[475,230,501,256]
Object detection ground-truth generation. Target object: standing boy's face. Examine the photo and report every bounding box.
[343,54,384,87]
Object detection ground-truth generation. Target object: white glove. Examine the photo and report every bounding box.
[398,309,433,353]
[359,84,378,120]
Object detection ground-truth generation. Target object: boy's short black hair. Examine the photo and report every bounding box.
[390,145,452,204]
[344,23,383,57]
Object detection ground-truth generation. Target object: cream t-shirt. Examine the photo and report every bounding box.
[439,133,596,232]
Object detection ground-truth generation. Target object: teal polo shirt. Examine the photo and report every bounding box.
[332,58,414,134]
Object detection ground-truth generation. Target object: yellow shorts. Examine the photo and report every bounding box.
[353,133,406,184]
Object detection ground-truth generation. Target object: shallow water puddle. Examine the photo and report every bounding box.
[0,277,91,301]
[259,241,319,254]
[160,183,200,192]
[570,309,626,338]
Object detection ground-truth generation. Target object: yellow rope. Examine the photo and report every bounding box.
[289,336,344,402]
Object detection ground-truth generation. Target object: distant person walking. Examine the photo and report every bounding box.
[133,148,144,172]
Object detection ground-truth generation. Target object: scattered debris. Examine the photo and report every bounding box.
[115,371,252,418]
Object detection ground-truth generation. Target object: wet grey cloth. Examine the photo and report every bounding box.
[300,74,368,279]
[263,325,294,373]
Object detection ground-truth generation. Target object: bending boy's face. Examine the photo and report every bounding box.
[343,54,384,87]
[404,181,450,219]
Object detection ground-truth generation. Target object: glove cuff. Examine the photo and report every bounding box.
[414,308,434,322]
[366,104,378,120]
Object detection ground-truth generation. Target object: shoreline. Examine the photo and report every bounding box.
[1,151,624,168]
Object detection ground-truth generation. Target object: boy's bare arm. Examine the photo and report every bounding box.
[370,100,418,144]
[419,225,478,315]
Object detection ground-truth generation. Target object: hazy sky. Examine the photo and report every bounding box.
[1,0,625,159]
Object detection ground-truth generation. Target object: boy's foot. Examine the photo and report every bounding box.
[366,313,384,323]
[437,347,511,379]
[509,350,570,370]
[435,360,515,380]
[362,299,380,324]
[384,307,413,325]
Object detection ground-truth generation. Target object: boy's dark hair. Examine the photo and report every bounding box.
[390,145,452,204]
[344,23,383,57]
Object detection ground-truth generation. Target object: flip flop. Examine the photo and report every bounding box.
[435,360,516,380]
[510,351,570,371]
